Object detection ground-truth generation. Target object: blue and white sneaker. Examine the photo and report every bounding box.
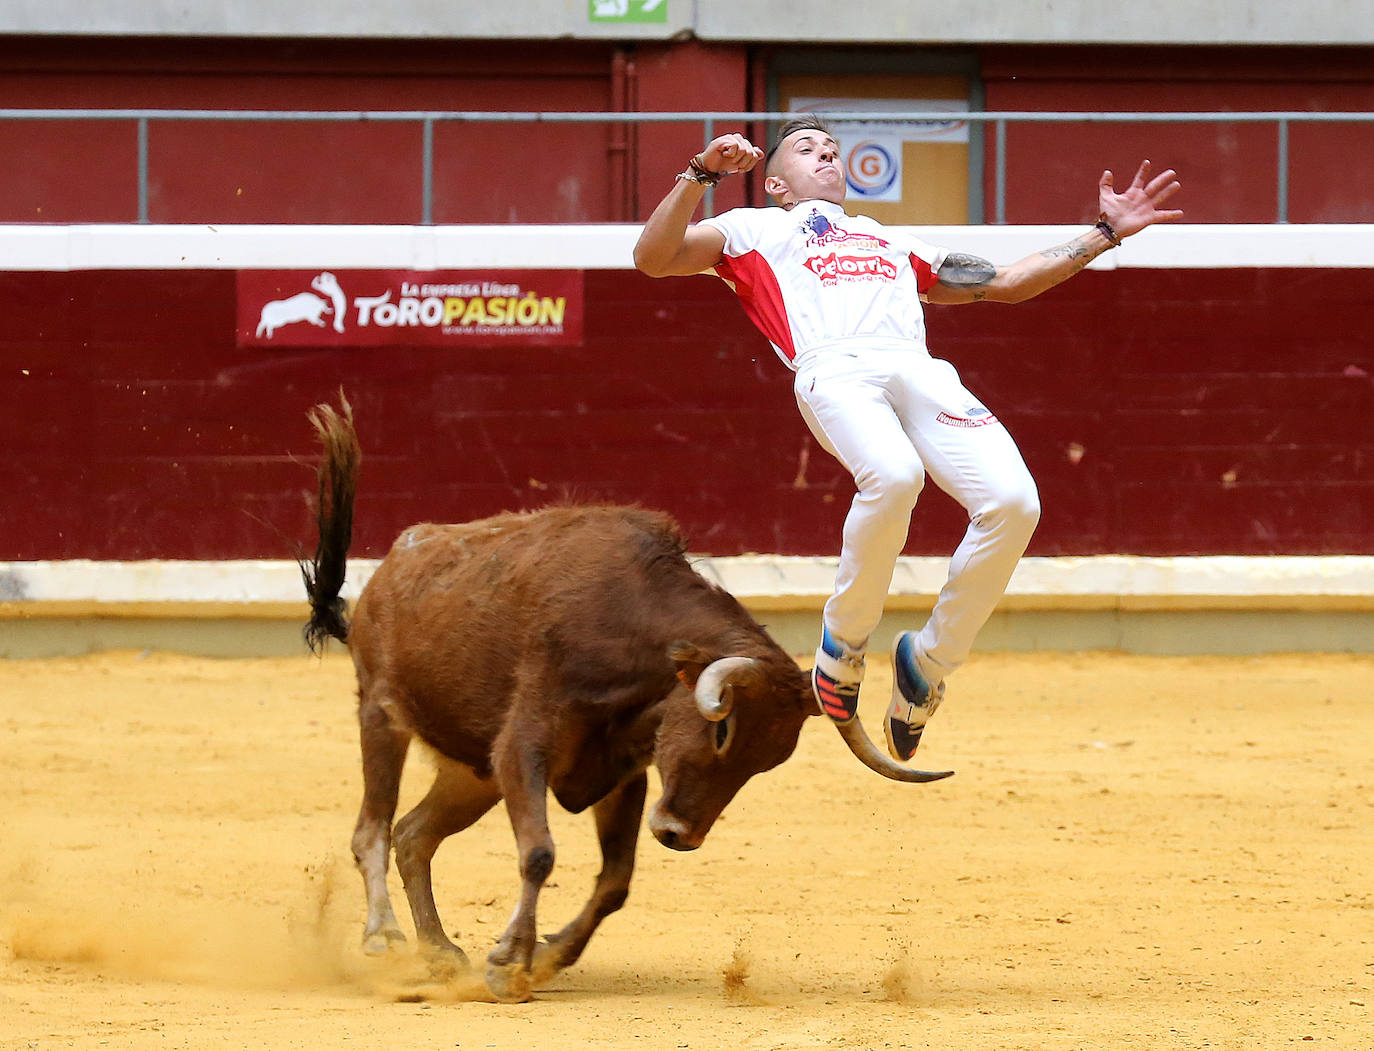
[811,625,865,723]
[885,632,945,761]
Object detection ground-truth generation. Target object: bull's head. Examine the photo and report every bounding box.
[649,644,949,851]
[647,645,810,850]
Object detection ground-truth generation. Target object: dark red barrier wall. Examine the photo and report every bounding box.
[0,36,753,225]
[2,267,1370,561]
[980,47,1374,224]
[5,39,1374,224]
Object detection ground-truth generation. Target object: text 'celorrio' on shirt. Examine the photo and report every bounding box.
[700,199,948,370]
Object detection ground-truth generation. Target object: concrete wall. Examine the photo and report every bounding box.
[2,0,1372,44]
[4,556,1372,658]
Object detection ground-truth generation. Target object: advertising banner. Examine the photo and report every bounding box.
[237,269,583,347]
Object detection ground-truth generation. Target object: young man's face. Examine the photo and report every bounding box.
[764,130,845,207]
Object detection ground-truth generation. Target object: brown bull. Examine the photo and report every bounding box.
[300,399,949,1002]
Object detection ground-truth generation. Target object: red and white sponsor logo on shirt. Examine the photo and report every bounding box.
[936,410,1000,428]
[804,252,899,283]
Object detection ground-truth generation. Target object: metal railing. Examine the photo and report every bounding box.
[4,108,1373,223]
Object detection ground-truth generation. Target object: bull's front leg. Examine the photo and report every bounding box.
[532,772,646,982]
[487,740,555,1003]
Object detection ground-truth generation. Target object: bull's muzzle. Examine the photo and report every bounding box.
[648,810,704,851]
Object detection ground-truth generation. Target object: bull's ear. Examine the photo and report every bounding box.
[669,641,716,688]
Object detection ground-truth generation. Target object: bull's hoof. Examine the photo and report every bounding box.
[361,927,407,956]
[421,941,471,980]
[484,961,534,1003]
[530,938,571,983]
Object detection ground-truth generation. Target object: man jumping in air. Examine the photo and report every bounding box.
[633,119,1182,762]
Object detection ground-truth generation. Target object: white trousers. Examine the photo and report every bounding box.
[794,347,1041,681]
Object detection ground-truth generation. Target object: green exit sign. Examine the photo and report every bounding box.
[589,0,667,23]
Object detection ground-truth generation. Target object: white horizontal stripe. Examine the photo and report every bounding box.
[2,224,1373,271]
[3,556,1371,613]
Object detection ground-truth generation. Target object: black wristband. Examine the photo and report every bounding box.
[1095,218,1123,248]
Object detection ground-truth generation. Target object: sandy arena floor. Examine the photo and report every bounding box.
[1,648,1371,1050]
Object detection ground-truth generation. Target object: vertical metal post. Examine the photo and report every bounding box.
[1276,117,1289,224]
[967,112,985,224]
[422,117,435,226]
[995,118,1006,225]
[137,117,149,224]
[703,116,715,218]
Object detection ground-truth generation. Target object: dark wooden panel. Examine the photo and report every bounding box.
[0,37,625,224]
[149,122,424,225]
[0,120,140,222]
[1290,122,1374,223]
[996,119,1278,225]
[1116,444,1370,486]
[1115,482,1374,555]
[1112,407,1372,449]
[981,57,1374,226]
[432,119,613,225]
[4,40,1374,225]
[631,41,755,219]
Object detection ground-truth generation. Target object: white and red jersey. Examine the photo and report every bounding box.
[700,199,948,370]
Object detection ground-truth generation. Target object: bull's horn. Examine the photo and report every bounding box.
[693,657,761,721]
[833,717,954,784]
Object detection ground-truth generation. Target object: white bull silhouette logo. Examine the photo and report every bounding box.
[256,272,347,338]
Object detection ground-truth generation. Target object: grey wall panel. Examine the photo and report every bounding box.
[4,0,1373,44]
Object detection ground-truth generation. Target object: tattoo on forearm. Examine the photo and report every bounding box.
[1033,236,1101,282]
[1039,238,1093,262]
[937,252,997,288]
[1039,236,1098,269]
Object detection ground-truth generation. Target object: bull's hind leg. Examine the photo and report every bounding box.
[533,771,647,980]
[352,686,411,956]
[393,755,502,969]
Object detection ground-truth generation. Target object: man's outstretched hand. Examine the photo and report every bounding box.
[699,134,765,176]
[1099,160,1183,239]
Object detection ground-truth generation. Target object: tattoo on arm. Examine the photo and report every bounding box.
[937,252,997,288]
[1039,238,1093,263]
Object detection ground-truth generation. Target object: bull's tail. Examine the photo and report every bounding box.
[300,394,360,654]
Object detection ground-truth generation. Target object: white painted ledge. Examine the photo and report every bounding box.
[2,224,1374,271]
[2,556,1371,619]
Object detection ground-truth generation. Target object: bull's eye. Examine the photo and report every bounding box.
[713,713,736,755]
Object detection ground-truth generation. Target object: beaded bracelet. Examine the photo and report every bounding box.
[1095,217,1123,248]
[677,154,723,187]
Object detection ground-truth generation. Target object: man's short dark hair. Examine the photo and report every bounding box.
[765,116,837,170]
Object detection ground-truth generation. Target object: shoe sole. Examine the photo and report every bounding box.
[886,631,934,761]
